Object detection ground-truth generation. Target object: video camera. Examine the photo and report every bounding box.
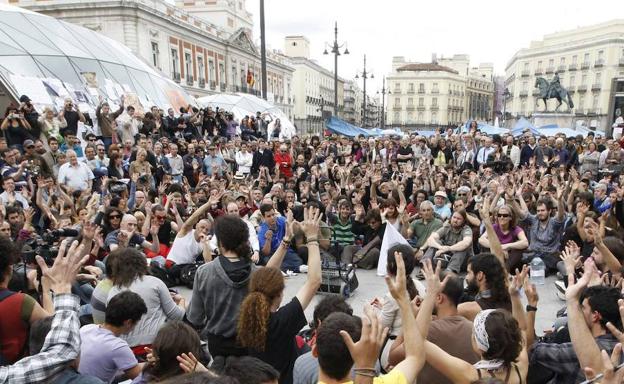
[21,228,80,266]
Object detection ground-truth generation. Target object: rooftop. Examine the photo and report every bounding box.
[396,63,459,74]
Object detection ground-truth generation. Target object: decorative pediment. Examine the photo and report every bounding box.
[228,28,257,55]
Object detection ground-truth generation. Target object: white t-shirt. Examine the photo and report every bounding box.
[57,162,94,191]
[167,229,202,265]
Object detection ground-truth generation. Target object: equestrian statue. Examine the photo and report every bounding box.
[534,72,574,112]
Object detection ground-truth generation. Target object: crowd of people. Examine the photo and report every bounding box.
[2,93,624,383]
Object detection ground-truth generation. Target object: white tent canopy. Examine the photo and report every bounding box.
[196,93,296,139]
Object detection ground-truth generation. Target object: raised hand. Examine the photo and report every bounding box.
[177,352,209,373]
[421,259,448,297]
[509,265,529,296]
[560,242,581,275]
[339,305,389,371]
[36,240,88,294]
[385,251,407,302]
[300,206,322,238]
[565,258,597,301]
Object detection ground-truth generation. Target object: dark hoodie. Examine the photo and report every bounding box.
[186,256,257,356]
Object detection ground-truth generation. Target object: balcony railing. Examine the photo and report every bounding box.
[407,89,415,94]
[567,86,576,93]
[581,61,590,70]
[431,89,439,94]
[418,89,425,94]
[172,72,181,83]
[417,105,426,111]
[587,108,602,115]
[557,65,566,72]
[198,78,205,88]
[519,90,528,97]
[545,66,555,74]
[186,76,194,86]
[210,80,216,90]
[568,63,578,71]
[532,89,541,96]
[594,59,604,68]
[394,89,402,94]
[619,58,624,66]
[392,105,402,111]
[577,84,587,92]
[430,105,439,111]
[406,105,415,111]
[591,83,602,91]
[534,68,543,75]
[521,70,530,77]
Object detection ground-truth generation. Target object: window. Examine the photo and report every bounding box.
[218,62,225,84]
[431,112,437,124]
[537,60,543,69]
[197,56,204,81]
[572,55,578,64]
[579,96,585,108]
[584,53,590,62]
[240,69,246,87]
[560,57,565,65]
[581,74,587,84]
[394,97,401,106]
[151,42,160,69]
[548,59,554,66]
[432,97,438,106]
[407,112,414,122]
[208,59,215,81]
[432,82,438,92]
[184,51,192,80]
[407,97,413,106]
[419,83,425,92]
[170,47,179,76]
[408,83,414,92]
[570,75,576,85]
[232,65,237,86]
[524,62,529,70]
[598,50,604,60]
[592,96,599,108]
[393,112,400,122]
[595,72,601,84]
[418,97,424,106]
[522,81,528,91]
[394,83,401,92]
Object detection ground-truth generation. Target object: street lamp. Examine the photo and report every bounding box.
[355,54,373,127]
[376,76,390,129]
[323,22,349,117]
[502,87,511,127]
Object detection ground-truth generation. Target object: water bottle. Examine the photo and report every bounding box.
[529,257,546,285]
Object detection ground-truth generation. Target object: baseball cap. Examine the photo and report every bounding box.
[23,139,35,148]
[434,191,448,199]
[19,95,31,103]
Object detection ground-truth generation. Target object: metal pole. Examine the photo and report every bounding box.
[381,76,386,129]
[333,22,339,117]
[362,55,367,128]
[260,0,267,100]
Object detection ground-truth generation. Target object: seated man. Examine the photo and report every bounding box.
[78,291,147,383]
[344,208,385,269]
[407,201,443,255]
[258,202,303,272]
[104,214,159,253]
[422,210,473,274]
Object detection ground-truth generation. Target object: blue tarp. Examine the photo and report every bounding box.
[325,116,378,137]
[511,117,541,137]
[537,127,590,138]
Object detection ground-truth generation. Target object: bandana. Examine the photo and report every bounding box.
[473,309,505,371]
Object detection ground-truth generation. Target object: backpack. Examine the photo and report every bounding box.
[179,261,204,289]
[0,289,17,366]
[149,263,178,288]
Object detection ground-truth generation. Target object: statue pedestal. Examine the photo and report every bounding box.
[531,112,576,128]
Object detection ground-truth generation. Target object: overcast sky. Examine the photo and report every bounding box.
[249,0,620,94]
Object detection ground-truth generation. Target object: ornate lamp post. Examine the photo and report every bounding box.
[323,22,349,117]
[502,87,511,127]
[377,76,390,129]
[355,55,373,127]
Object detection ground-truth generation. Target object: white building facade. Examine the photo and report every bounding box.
[15,0,295,118]
[343,80,363,126]
[284,36,344,135]
[505,19,624,132]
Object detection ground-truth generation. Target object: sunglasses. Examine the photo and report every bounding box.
[497,214,511,218]
[457,193,467,197]
[155,215,166,220]
[109,214,121,219]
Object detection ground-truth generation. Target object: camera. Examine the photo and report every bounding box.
[21,228,80,266]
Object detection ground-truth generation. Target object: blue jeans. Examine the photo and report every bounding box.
[102,137,112,151]
[262,249,302,272]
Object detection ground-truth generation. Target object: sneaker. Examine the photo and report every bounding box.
[554,280,566,301]
[299,265,308,273]
[281,271,288,277]
[286,270,298,277]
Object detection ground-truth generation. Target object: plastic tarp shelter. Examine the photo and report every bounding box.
[462,120,509,135]
[196,93,295,138]
[537,127,591,138]
[410,130,438,138]
[324,116,379,137]
[511,117,541,137]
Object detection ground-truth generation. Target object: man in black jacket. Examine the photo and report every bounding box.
[251,138,274,176]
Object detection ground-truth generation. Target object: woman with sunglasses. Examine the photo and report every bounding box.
[478,204,528,272]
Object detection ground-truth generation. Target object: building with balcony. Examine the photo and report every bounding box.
[386,54,493,129]
[343,80,363,126]
[284,36,344,135]
[14,0,295,118]
[505,19,624,132]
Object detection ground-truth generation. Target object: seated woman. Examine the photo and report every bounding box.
[478,204,528,272]
[236,206,322,384]
[107,248,185,357]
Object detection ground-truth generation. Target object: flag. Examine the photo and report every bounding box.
[377,222,410,276]
[247,69,255,88]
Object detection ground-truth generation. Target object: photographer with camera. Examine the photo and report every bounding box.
[57,97,86,138]
[1,104,32,151]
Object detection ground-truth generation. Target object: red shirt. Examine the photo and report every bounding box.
[274,152,293,178]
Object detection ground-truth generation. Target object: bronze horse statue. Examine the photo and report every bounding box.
[534,77,574,112]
